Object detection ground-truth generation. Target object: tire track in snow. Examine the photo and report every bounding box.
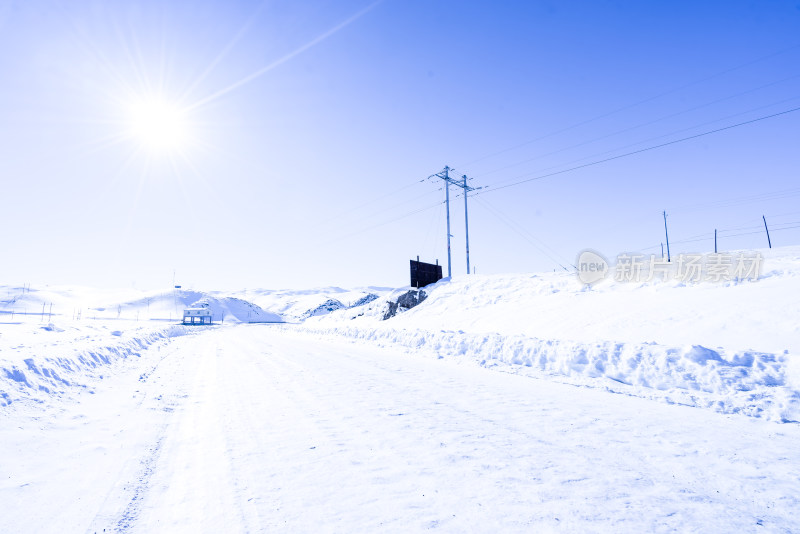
[121,330,258,533]
[86,333,203,533]
[207,340,264,533]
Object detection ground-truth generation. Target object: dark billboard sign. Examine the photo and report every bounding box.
[410,259,443,288]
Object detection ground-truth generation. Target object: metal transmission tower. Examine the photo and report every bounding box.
[428,166,481,276]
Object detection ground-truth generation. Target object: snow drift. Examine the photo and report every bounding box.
[0,323,190,407]
[300,246,800,422]
[0,286,283,408]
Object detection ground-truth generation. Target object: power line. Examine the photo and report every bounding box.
[465,73,800,180]
[452,42,800,172]
[637,220,800,252]
[421,200,443,260]
[717,223,765,234]
[318,178,430,224]
[475,105,800,196]
[479,94,800,192]
[668,186,800,214]
[764,209,800,220]
[474,196,572,271]
[343,183,442,227]
[322,200,444,245]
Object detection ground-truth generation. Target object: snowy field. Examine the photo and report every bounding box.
[1,246,799,532]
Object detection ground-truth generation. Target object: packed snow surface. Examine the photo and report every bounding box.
[1,327,799,533]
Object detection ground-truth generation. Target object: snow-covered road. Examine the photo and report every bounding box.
[2,325,799,533]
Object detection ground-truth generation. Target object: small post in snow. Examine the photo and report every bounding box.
[763,215,772,249]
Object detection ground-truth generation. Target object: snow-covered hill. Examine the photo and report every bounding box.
[303,246,800,422]
[235,286,391,321]
[0,286,282,324]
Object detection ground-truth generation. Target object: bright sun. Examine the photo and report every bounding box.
[127,97,189,152]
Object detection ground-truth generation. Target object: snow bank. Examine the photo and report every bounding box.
[0,323,190,407]
[0,283,290,409]
[297,325,799,422]
[310,246,800,355]
[299,246,800,422]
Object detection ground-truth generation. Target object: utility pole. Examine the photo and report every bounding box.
[460,174,481,274]
[463,175,471,274]
[429,166,453,278]
[763,215,772,248]
[445,167,452,277]
[663,211,671,262]
[429,166,482,277]
[714,229,717,253]
[172,269,178,318]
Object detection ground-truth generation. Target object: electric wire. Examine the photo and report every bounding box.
[763,209,800,220]
[323,200,445,245]
[318,178,431,224]
[421,200,443,261]
[473,105,800,196]
[344,184,443,227]
[452,42,800,172]
[474,196,572,271]
[637,220,800,252]
[465,73,800,180]
[474,94,800,193]
[668,186,800,214]
[348,95,799,248]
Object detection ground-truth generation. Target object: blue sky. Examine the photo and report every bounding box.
[1,0,799,289]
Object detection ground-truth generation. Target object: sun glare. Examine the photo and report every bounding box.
[127,97,189,152]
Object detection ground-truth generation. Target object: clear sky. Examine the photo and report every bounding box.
[1,0,799,290]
